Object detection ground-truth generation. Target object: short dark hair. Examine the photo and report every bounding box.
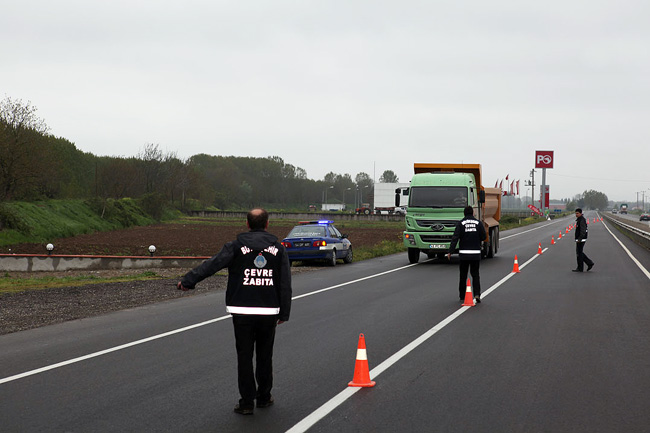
[247,208,269,230]
[575,208,582,214]
[464,206,474,216]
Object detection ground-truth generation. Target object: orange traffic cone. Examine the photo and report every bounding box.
[512,255,521,273]
[565,227,569,233]
[537,243,543,254]
[348,333,376,387]
[558,231,562,239]
[462,279,475,306]
[551,236,555,245]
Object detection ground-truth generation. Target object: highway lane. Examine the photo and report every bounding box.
[1,213,649,432]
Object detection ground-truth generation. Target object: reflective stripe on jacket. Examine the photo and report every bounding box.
[449,216,487,261]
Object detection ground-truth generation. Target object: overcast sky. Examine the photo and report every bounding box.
[2,0,649,203]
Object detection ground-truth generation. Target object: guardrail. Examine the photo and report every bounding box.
[601,213,650,250]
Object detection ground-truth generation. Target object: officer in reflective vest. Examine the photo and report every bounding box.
[178,208,292,415]
[448,206,487,303]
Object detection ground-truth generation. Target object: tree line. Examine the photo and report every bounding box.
[0,97,399,212]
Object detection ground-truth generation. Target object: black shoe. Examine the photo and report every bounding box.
[572,269,583,272]
[257,396,274,408]
[234,404,254,415]
[474,296,481,304]
[587,264,594,271]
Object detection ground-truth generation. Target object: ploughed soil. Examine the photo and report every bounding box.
[1,221,403,335]
[3,220,401,256]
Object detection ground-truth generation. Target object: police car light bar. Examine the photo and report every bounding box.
[298,220,334,225]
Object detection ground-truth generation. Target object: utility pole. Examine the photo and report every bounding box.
[525,169,536,207]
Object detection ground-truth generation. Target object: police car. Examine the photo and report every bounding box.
[281,220,353,266]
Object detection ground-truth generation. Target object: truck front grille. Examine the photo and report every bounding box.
[420,234,453,242]
[415,220,457,229]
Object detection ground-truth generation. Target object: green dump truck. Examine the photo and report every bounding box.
[396,163,502,264]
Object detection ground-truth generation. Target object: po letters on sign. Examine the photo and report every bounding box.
[535,151,554,169]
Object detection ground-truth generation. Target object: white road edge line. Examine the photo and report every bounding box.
[285,251,545,433]
[602,220,650,280]
[0,262,421,385]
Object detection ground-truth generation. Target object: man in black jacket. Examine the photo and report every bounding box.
[177,208,292,415]
[573,208,594,272]
[448,206,487,303]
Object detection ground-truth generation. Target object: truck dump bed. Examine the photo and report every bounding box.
[414,163,482,189]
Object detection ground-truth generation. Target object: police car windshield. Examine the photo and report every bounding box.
[288,226,327,237]
[409,186,468,208]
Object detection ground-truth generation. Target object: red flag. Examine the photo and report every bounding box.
[494,180,498,188]
[516,180,520,195]
[499,180,503,190]
[505,174,509,181]
[510,181,514,195]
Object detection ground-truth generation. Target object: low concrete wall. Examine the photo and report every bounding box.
[0,254,210,273]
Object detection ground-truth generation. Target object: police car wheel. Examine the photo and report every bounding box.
[344,247,353,263]
[329,249,337,266]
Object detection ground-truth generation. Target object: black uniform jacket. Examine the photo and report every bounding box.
[449,215,487,261]
[575,215,589,242]
[181,230,292,321]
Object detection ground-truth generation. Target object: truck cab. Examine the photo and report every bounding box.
[397,164,501,264]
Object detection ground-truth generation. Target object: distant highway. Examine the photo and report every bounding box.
[2,212,650,432]
[608,210,650,228]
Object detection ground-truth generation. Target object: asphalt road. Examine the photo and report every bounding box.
[2,212,650,433]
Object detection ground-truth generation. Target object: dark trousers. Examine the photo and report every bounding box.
[459,260,481,298]
[576,241,594,271]
[232,314,278,407]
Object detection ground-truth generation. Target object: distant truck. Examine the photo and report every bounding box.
[396,163,501,263]
[355,204,405,215]
[355,183,410,215]
[620,203,628,214]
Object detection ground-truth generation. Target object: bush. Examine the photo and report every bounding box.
[139,193,167,221]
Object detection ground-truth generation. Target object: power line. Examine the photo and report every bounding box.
[550,172,650,184]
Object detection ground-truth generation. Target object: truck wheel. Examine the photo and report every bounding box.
[493,226,499,255]
[329,249,337,266]
[344,247,353,264]
[408,248,420,264]
[487,228,495,258]
[364,209,370,215]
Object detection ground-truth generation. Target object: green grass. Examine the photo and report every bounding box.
[0,271,164,295]
[0,199,160,247]
[354,240,404,261]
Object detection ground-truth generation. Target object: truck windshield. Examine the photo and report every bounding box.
[409,186,468,208]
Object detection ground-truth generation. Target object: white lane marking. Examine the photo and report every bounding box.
[292,262,420,300]
[0,316,231,385]
[501,220,566,240]
[286,251,546,433]
[602,221,650,280]
[0,262,421,385]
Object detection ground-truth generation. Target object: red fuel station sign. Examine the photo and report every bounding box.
[535,151,554,169]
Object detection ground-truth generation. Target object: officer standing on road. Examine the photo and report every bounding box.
[447,206,487,303]
[573,208,594,272]
[177,208,292,415]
